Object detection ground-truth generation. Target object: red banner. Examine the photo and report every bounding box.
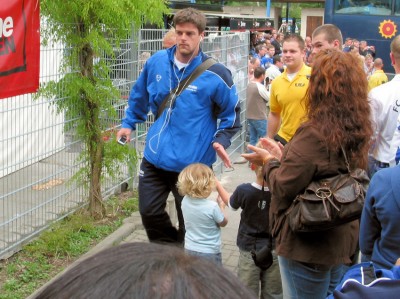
[0,0,40,99]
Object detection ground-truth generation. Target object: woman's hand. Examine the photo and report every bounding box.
[241,145,274,166]
[259,138,284,160]
[241,137,283,166]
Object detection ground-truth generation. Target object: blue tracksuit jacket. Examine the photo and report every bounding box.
[360,165,400,269]
[122,46,241,172]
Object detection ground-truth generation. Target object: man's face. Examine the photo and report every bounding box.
[282,40,305,72]
[268,47,275,57]
[311,33,336,55]
[175,23,202,61]
[260,47,267,57]
[360,41,367,49]
[346,39,352,46]
[305,36,312,46]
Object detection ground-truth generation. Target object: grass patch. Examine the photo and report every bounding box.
[0,191,138,299]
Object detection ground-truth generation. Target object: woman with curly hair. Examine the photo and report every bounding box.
[243,49,373,299]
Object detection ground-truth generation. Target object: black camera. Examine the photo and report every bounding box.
[250,244,273,270]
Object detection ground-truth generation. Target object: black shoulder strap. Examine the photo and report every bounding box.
[156,58,217,119]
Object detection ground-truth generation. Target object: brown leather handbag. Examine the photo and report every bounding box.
[287,148,370,233]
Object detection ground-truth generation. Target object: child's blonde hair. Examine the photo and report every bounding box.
[177,163,216,199]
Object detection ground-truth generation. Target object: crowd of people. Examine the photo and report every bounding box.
[35,8,400,299]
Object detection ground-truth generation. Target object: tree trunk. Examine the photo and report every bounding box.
[79,37,106,218]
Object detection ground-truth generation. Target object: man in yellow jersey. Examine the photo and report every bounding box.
[267,34,311,144]
[368,58,388,91]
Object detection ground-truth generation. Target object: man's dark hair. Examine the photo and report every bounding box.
[173,8,207,33]
[254,67,266,79]
[273,55,282,64]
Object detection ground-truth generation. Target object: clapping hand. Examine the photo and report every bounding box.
[241,138,283,166]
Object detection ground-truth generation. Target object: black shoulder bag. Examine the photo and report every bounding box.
[156,58,217,119]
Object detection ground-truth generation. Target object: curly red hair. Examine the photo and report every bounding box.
[305,49,372,169]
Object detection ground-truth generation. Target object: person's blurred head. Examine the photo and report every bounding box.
[163,28,177,48]
[282,34,305,73]
[34,242,257,299]
[253,66,266,83]
[373,58,384,70]
[390,34,400,73]
[248,57,261,75]
[365,54,373,65]
[267,44,275,57]
[311,24,343,57]
[273,54,283,67]
[345,37,353,46]
[306,49,372,168]
[360,40,367,49]
[255,44,267,56]
[305,36,312,47]
[177,163,215,199]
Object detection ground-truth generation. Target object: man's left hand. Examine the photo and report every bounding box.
[213,142,232,168]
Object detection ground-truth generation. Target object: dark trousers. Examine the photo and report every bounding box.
[138,158,185,244]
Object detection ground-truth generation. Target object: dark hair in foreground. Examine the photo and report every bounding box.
[306,49,372,169]
[34,242,256,299]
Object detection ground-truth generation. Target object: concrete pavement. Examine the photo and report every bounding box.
[29,160,254,298]
[120,161,253,274]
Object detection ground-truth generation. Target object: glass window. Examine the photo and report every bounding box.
[335,0,393,15]
[395,0,400,15]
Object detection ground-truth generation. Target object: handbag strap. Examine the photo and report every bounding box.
[261,181,273,246]
[340,145,351,173]
[156,58,217,119]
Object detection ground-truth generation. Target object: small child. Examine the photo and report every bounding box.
[177,163,228,265]
[219,143,283,299]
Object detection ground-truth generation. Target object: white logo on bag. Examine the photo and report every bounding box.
[258,200,266,210]
[156,75,162,82]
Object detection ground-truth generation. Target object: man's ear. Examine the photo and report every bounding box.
[390,52,396,66]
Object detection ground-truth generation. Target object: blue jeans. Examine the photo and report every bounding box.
[247,119,267,147]
[278,256,344,299]
[185,249,222,265]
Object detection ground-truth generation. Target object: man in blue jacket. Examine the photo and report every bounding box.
[360,165,400,270]
[117,8,240,243]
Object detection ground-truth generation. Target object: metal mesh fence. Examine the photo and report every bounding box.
[0,28,249,258]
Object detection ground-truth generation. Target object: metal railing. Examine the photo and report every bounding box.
[0,28,249,258]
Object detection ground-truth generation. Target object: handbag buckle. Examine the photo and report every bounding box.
[315,187,332,199]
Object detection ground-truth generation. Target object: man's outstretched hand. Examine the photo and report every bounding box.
[213,142,232,169]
